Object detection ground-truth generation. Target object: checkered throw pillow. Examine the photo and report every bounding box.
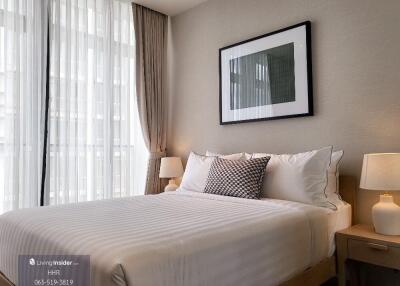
[204,156,270,199]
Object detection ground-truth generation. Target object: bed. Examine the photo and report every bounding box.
[0,176,355,286]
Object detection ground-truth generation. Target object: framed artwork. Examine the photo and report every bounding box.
[219,21,313,125]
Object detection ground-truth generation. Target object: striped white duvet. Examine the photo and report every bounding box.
[0,190,331,286]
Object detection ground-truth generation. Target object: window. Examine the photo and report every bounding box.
[0,0,46,214]
[0,0,147,213]
[0,4,6,214]
[47,0,147,205]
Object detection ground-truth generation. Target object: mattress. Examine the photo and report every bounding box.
[327,201,352,255]
[259,197,351,257]
[0,190,351,286]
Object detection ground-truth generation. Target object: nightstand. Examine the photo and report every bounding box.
[336,224,400,286]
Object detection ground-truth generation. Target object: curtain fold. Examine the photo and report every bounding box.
[132,4,167,195]
[0,0,49,214]
[45,0,148,205]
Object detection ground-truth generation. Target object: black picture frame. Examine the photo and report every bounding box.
[219,21,313,125]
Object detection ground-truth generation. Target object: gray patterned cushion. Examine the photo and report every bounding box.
[204,156,270,199]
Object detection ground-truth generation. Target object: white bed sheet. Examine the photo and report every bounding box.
[259,197,351,257]
[327,202,352,255]
[0,190,350,286]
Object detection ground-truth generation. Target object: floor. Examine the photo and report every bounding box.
[323,261,400,286]
[322,277,338,286]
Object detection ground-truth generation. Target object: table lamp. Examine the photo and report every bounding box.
[360,153,400,235]
[159,157,184,192]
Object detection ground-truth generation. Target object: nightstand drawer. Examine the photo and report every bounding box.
[348,238,400,270]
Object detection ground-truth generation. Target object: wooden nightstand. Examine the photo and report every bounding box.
[336,224,400,286]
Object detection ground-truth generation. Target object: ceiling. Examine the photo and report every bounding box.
[130,0,209,16]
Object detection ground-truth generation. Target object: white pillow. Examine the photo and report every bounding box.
[326,150,345,206]
[205,151,246,160]
[180,152,215,192]
[253,146,335,209]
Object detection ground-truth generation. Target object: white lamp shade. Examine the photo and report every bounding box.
[360,153,400,191]
[159,157,184,178]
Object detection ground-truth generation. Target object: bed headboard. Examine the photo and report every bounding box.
[339,175,357,223]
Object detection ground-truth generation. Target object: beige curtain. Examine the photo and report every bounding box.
[132,4,168,195]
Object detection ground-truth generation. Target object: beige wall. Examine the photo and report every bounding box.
[167,0,400,224]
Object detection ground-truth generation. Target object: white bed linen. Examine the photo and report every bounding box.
[259,197,351,256]
[327,202,352,255]
[0,190,348,286]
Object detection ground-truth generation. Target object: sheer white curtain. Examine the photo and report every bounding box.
[45,0,147,205]
[0,0,48,214]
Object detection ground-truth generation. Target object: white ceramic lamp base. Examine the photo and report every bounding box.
[164,179,178,192]
[372,194,400,235]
